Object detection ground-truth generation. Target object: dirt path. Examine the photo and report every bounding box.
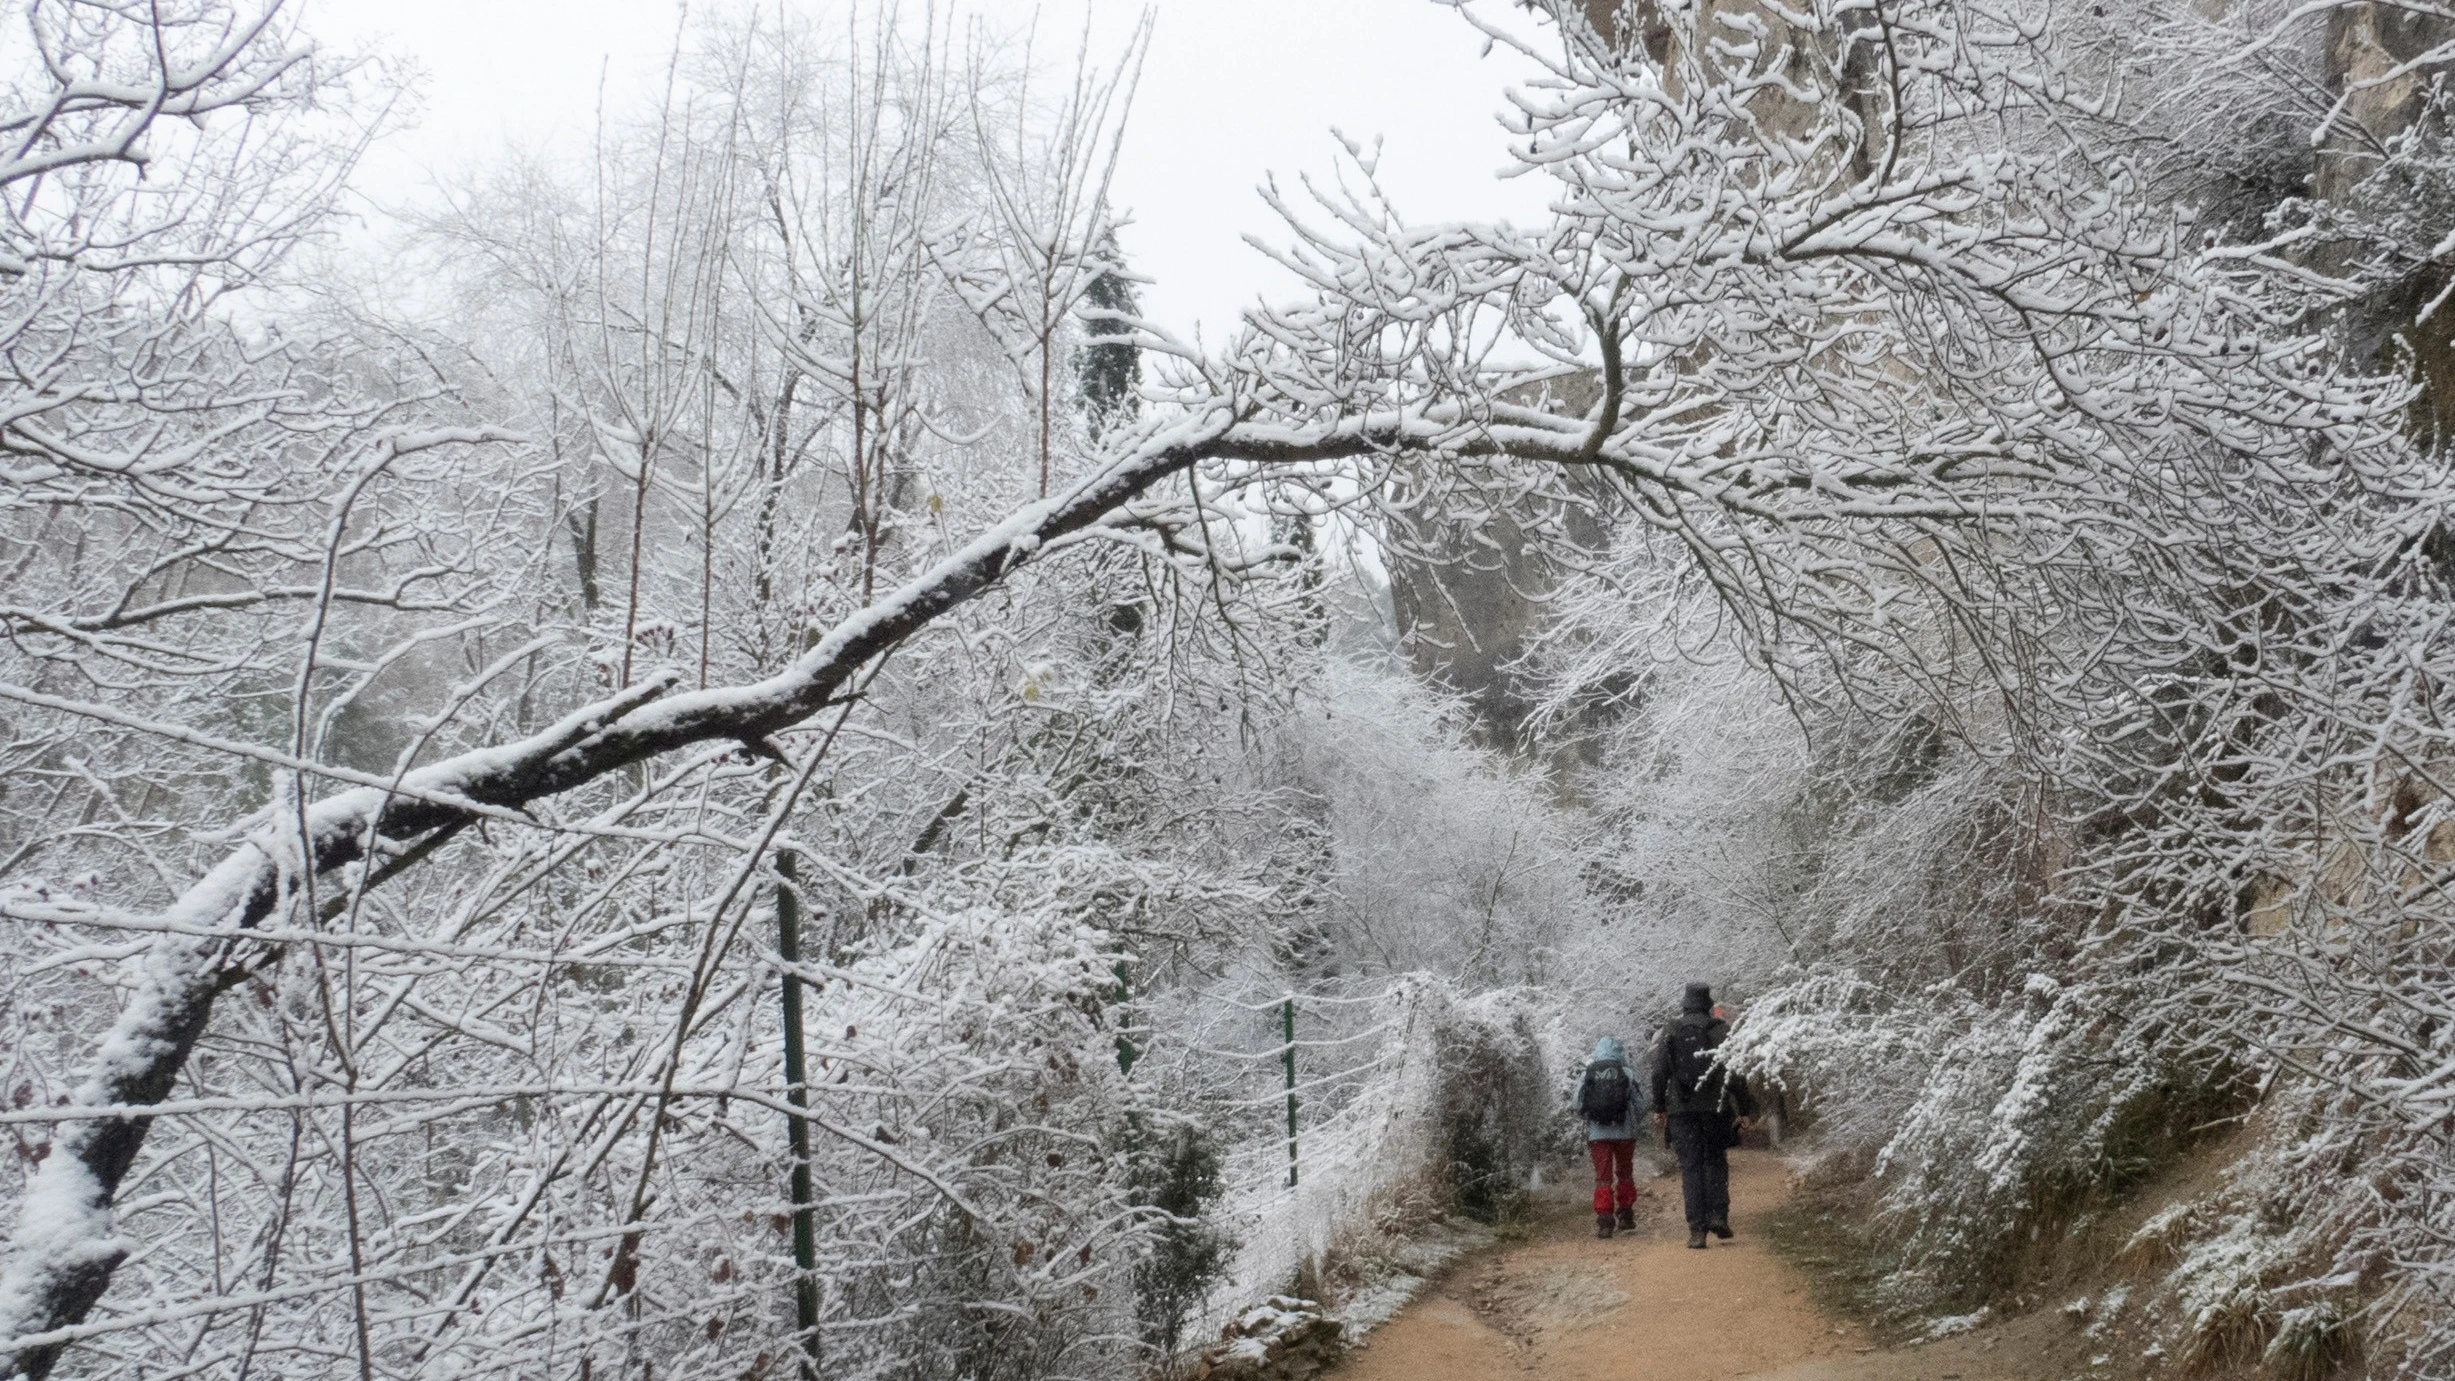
[1332,1150,2041,1381]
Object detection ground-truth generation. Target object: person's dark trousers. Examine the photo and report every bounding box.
[1665,1113,1733,1232]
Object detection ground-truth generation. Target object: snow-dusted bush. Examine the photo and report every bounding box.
[1548,643,1815,1029]
[797,906,1144,1381]
[1287,659,1598,988]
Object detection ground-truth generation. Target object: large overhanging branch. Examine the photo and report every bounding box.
[0,398,1583,1376]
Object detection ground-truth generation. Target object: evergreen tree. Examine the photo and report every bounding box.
[1077,227,1142,439]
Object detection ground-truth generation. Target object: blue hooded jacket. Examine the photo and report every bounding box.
[1578,1035,1645,1141]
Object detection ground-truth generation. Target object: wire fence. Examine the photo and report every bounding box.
[1130,975,1556,1352]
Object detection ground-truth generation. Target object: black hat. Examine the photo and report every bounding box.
[1681,982,1713,1013]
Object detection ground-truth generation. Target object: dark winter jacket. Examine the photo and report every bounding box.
[1649,1002,1757,1120]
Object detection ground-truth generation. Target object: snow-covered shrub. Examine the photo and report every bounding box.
[1286,658,1600,988]
[801,906,1142,1381]
[1547,644,1815,1030]
[1431,992,1552,1224]
[1128,1118,1235,1359]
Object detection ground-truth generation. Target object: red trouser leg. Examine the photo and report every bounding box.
[1590,1138,1638,1213]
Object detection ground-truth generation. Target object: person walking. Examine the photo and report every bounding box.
[1574,1035,1646,1238]
[1649,983,1755,1250]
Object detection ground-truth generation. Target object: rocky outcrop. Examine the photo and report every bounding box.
[1382,373,1614,756]
[1189,1297,1346,1381]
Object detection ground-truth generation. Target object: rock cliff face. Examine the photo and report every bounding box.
[1382,493,1572,750]
[2317,2,2455,204]
[1375,0,1833,759]
[1382,374,1613,754]
[2314,2,2455,438]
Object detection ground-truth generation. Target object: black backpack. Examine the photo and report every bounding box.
[1669,1016,1725,1107]
[1579,1060,1633,1123]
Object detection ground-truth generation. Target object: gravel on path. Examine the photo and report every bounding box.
[1330,1149,2054,1381]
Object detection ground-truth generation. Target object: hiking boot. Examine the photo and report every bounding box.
[1616,1205,1637,1232]
[1687,1230,1708,1249]
[1710,1219,1733,1240]
[1596,1213,1615,1239]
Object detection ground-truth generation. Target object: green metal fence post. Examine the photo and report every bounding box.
[1283,996,1299,1189]
[776,851,821,1381]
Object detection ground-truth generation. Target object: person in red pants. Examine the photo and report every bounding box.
[1574,1035,1646,1237]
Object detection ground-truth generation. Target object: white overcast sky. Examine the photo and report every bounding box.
[303,0,1558,340]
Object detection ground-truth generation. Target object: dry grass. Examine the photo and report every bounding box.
[2263,1303,2356,1381]
[2182,1288,2272,1375]
[1762,1186,1920,1342]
